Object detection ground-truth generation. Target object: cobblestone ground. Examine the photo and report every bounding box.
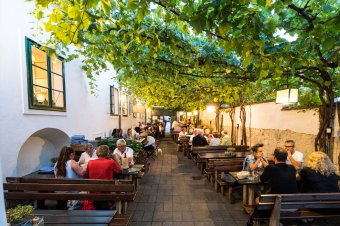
[128,137,249,226]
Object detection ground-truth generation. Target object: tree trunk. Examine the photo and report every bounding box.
[239,103,247,145]
[215,108,220,133]
[220,114,224,133]
[229,106,236,145]
[315,71,335,157]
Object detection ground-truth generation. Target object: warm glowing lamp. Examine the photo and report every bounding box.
[276,88,298,104]
[206,105,216,113]
[193,110,198,115]
[36,93,46,103]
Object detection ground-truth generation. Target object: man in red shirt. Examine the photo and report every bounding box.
[86,145,121,209]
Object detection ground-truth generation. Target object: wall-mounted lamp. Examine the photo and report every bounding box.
[275,88,298,104]
[36,93,46,103]
[326,127,333,139]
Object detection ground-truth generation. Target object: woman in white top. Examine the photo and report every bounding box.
[79,143,97,165]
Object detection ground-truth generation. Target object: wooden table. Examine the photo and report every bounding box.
[33,209,116,225]
[229,171,262,215]
[121,165,144,189]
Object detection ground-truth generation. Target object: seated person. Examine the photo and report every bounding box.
[208,134,221,146]
[285,140,304,171]
[297,151,339,193]
[192,129,208,147]
[140,128,148,137]
[134,122,142,134]
[79,143,97,165]
[178,127,187,139]
[220,131,231,145]
[188,128,198,145]
[243,144,268,173]
[87,145,121,179]
[113,139,134,166]
[86,145,121,210]
[143,135,156,151]
[177,127,187,152]
[247,147,298,226]
[173,125,182,132]
[260,147,298,194]
[54,146,86,179]
[172,120,179,129]
[122,128,134,140]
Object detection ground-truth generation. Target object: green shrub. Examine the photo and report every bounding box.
[6,205,34,223]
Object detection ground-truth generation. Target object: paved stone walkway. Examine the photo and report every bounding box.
[128,137,249,226]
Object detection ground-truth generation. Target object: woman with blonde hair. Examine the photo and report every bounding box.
[297,151,339,193]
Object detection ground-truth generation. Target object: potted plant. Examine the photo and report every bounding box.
[6,205,34,225]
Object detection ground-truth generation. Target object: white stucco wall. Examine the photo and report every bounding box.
[0,1,139,179]
[200,102,320,135]
[199,102,340,170]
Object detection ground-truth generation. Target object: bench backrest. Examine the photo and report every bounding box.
[192,145,249,152]
[6,177,133,185]
[258,193,340,210]
[4,182,136,202]
[206,159,244,173]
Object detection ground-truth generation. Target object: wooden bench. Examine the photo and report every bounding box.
[192,145,249,154]
[214,160,244,202]
[5,177,136,214]
[191,145,249,161]
[170,131,180,141]
[254,193,340,226]
[178,137,190,155]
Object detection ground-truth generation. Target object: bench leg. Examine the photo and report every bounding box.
[116,201,122,214]
[228,186,233,204]
[123,201,128,213]
[253,220,260,226]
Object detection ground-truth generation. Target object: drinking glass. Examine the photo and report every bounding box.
[248,169,254,181]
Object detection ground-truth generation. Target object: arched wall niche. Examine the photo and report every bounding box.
[16,128,70,176]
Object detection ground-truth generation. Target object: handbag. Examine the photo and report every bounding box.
[79,200,96,210]
[221,174,236,184]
